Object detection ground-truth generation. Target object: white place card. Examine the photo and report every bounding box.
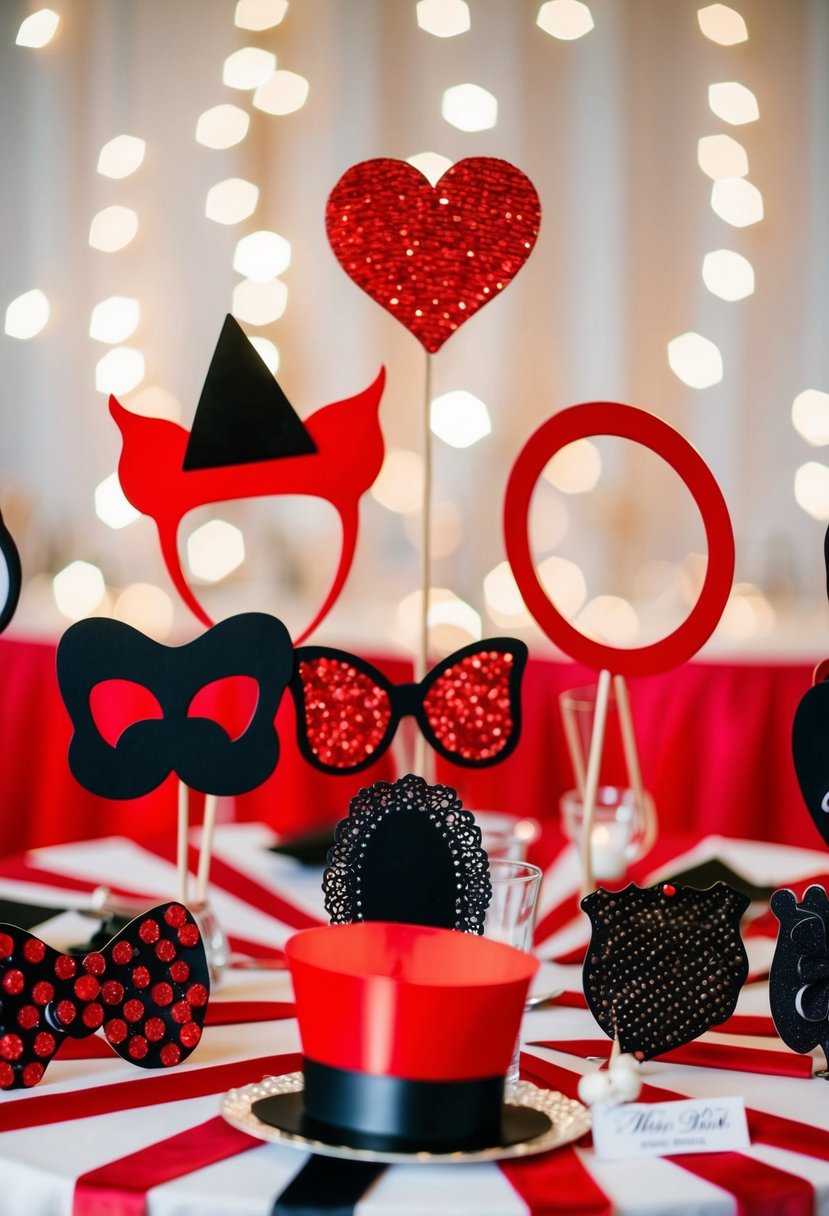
[592,1096,750,1161]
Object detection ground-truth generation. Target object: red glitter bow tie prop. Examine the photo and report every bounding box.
[0,902,210,1089]
[291,638,527,774]
[325,157,541,353]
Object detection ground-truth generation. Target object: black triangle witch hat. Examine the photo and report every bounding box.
[183,315,317,471]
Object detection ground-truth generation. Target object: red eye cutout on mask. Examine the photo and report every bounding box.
[89,676,260,747]
[290,639,528,775]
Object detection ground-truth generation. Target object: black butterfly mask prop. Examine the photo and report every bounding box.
[291,638,527,775]
[770,885,829,1075]
[0,902,209,1089]
[581,882,749,1059]
[56,612,292,798]
[323,773,492,933]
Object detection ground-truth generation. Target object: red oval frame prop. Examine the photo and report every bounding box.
[503,402,735,677]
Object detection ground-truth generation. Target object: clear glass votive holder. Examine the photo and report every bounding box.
[475,811,541,862]
[483,859,542,1091]
[560,786,652,882]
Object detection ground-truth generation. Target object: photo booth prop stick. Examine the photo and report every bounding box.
[0,901,210,1089]
[790,524,829,850]
[581,881,749,1060]
[109,315,386,644]
[770,885,829,1076]
[0,509,21,635]
[504,402,735,895]
[291,638,527,775]
[56,613,292,905]
[322,774,491,932]
[326,158,541,775]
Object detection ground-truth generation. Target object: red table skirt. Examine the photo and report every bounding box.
[0,634,820,855]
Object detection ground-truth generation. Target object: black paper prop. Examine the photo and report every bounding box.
[292,638,527,775]
[770,885,829,1076]
[56,612,292,798]
[183,314,316,471]
[581,882,749,1059]
[792,679,829,849]
[0,902,210,1089]
[323,774,492,933]
[0,508,21,635]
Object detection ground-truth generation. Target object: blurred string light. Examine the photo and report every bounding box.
[667,332,723,389]
[233,230,291,281]
[95,473,140,530]
[4,289,49,339]
[371,450,424,513]
[89,205,138,253]
[710,177,763,227]
[794,462,829,521]
[702,249,754,301]
[222,47,276,90]
[576,595,639,645]
[430,391,491,448]
[232,278,288,325]
[396,588,482,651]
[16,9,59,48]
[697,5,748,46]
[697,134,748,181]
[53,561,106,620]
[248,335,280,373]
[187,520,245,582]
[127,385,182,423]
[235,0,289,31]
[253,70,310,115]
[483,561,530,627]
[792,389,829,446]
[536,0,594,40]
[403,499,463,558]
[416,0,471,38]
[89,297,140,344]
[542,438,601,493]
[530,486,569,552]
[195,104,250,149]
[95,348,145,396]
[97,135,146,179]
[537,555,587,617]
[407,151,453,185]
[114,583,174,641]
[708,82,759,125]
[718,583,775,639]
[205,178,259,224]
[442,83,497,132]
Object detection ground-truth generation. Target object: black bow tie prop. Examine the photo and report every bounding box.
[581,882,749,1058]
[0,902,210,1089]
[56,612,292,799]
[770,885,829,1077]
[323,774,492,933]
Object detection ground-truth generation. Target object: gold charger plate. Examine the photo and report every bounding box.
[220,1071,591,1165]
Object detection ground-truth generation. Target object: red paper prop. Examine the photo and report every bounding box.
[56,613,291,799]
[581,882,749,1059]
[0,902,209,1089]
[769,885,829,1075]
[504,402,734,677]
[325,158,541,353]
[291,638,527,774]
[0,509,21,635]
[249,922,543,1153]
[322,774,491,933]
[110,329,385,642]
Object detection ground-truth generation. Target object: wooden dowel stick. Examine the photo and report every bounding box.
[613,673,658,854]
[580,669,612,899]
[176,780,190,905]
[413,350,433,779]
[195,793,218,904]
[560,692,587,800]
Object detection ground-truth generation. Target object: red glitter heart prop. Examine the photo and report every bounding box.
[325,158,541,353]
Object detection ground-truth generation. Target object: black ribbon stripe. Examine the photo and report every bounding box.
[272,1156,386,1216]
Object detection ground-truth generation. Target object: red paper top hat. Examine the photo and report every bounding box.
[286,921,537,1082]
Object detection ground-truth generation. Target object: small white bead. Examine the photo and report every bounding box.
[608,1067,642,1103]
[577,1070,613,1106]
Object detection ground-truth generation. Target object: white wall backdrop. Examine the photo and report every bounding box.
[1,0,828,657]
